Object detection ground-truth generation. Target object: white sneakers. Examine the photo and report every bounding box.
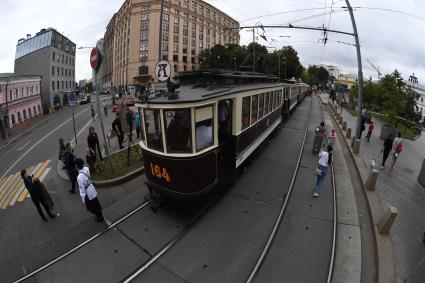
[313,192,319,197]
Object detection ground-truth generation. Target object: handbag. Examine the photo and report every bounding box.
[316,167,322,176]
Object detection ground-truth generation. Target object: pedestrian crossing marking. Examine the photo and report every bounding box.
[0,166,34,209]
[0,160,52,210]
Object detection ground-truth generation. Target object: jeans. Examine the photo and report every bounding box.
[315,164,328,193]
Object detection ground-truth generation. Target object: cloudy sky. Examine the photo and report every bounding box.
[0,0,424,83]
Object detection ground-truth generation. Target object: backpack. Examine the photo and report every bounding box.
[395,141,403,154]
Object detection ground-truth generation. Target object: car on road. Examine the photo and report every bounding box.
[80,94,91,105]
[112,104,120,112]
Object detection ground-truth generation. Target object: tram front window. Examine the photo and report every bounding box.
[144,109,163,152]
[164,109,192,153]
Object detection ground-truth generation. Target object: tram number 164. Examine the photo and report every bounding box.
[149,163,171,183]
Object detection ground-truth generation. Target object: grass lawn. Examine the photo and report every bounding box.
[373,113,420,140]
[343,106,358,117]
[92,145,144,181]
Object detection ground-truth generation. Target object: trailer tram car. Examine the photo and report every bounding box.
[135,70,310,200]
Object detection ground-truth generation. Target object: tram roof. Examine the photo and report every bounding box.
[137,69,307,105]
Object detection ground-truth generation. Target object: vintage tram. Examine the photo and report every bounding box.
[135,70,309,199]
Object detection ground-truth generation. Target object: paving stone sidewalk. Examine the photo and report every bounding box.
[320,93,425,283]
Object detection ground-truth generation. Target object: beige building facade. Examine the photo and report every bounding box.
[104,0,240,92]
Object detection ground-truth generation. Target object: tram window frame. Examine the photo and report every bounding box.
[268,92,272,113]
[264,93,269,115]
[138,108,146,145]
[251,94,258,124]
[144,109,164,152]
[241,96,251,130]
[195,105,214,152]
[258,93,264,119]
[163,108,192,153]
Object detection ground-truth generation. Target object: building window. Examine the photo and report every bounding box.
[38,105,41,113]
[162,43,168,51]
[52,51,55,61]
[183,19,188,27]
[199,26,203,33]
[140,33,148,41]
[183,37,188,45]
[28,108,32,117]
[66,56,68,65]
[11,114,15,125]
[31,86,33,94]
[199,33,203,40]
[192,30,196,38]
[173,55,178,61]
[191,57,195,64]
[33,106,37,115]
[191,49,195,55]
[163,14,169,21]
[65,69,68,76]
[61,68,64,76]
[57,66,59,76]
[140,53,148,62]
[163,23,169,31]
[9,90,12,101]
[183,46,187,54]
[140,43,148,51]
[35,85,38,93]
[174,17,179,25]
[17,112,22,122]
[174,64,178,72]
[141,13,150,21]
[57,81,59,89]
[66,81,68,89]
[141,23,149,31]
[173,45,178,52]
[192,1,197,12]
[164,6,170,12]
[163,33,169,41]
[183,28,188,36]
[174,25,179,33]
[192,22,196,29]
[142,6,149,11]
[52,66,55,76]
[61,54,64,63]
[173,35,179,43]
[61,81,64,89]
[191,39,196,46]
[183,56,187,62]
[15,89,18,99]
[199,42,203,48]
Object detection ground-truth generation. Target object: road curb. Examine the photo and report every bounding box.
[326,101,395,283]
[93,167,145,188]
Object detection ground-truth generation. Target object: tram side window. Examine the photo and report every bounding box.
[195,106,213,152]
[251,94,258,124]
[144,109,163,152]
[268,92,272,113]
[258,93,264,119]
[164,109,192,153]
[264,93,269,115]
[241,96,251,130]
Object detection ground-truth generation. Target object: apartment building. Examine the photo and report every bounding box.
[104,0,240,92]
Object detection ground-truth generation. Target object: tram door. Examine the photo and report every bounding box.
[218,99,234,175]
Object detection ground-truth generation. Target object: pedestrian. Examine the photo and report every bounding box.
[112,113,124,149]
[312,121,326,153]
[365,121,374,142]
[87,127,103,161]
[327,128,336,147]
[86,148,97,173]
[91,105,95,121]
[103,100,108,116]
[135,111,141,139]
[62,143,78,194]
[58,137,66,162]
[21,170,56,221]
[380,134,394,169]
[390,132,403,172]
[313,145,333,197]
[76,158,104,222]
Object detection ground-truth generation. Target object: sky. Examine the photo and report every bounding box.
[0,0,424,83]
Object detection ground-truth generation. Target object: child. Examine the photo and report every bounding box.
[327,128,336,147]
[365,121,374,142]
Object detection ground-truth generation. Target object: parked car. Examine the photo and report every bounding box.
[80,94,91,105]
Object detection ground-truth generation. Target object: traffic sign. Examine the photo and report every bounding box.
[155,60,171,82]
[90,48,101,71]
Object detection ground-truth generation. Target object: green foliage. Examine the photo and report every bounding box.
[306,65,329,87]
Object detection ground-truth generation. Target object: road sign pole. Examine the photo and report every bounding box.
[72,104,77,144]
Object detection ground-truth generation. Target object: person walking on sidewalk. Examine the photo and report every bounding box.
[312,121,326,153]
[112,113,124,149]
[365,121,374,142]
[76,158,104,222]
[380,134,394,169]
[390,132,403,172]
[21,170,56,221]
[87,127,103,162]
[103,100,108,116]
[58,138,66,162]
[91,104,95,121]
[313,145,333,197]
[135,111,141,139]
[327,128,336,147]
[62,143,78,194]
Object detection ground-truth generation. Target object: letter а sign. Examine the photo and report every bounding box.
[155,60,172,82]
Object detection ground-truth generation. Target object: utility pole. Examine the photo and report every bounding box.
[159,0,164,61]
[252,28,255,72]
[345,0,365,140]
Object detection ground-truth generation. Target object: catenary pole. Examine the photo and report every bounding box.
[159,0,164,61]
[345,0,364,139]
[252,28,255,72]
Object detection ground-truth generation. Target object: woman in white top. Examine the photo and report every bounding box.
[314,144,333,197]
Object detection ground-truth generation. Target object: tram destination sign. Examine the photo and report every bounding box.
[155,60,171,82]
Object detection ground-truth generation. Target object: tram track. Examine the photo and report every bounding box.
[13,200,152,283]
[245,96,338,283]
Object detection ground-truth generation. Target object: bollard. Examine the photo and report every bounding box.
[339,116,343,124]
[366,169,379,190]
[378,206,398,235]
[336,113,340,120]
[351,136,355,148]
[353,139,360,154]
[342,121,347,131]
[346,127,352,139]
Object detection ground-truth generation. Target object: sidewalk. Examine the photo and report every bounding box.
[320,93,425,283]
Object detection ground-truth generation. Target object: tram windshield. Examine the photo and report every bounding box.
[144,109,163,152]
[164,109,192,153]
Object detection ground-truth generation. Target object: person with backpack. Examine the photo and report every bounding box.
[76,158,104,222]
[62,143,78,194]
[390,132,403,172]
[313,145,333,197]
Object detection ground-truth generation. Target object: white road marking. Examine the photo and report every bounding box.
[0,175,14,195]
[17,140,33,151]
[0,107,90,181]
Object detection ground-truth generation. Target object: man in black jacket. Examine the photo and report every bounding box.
[87,127,103,161]
[112,114,124,149]
[62,143,77,193]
